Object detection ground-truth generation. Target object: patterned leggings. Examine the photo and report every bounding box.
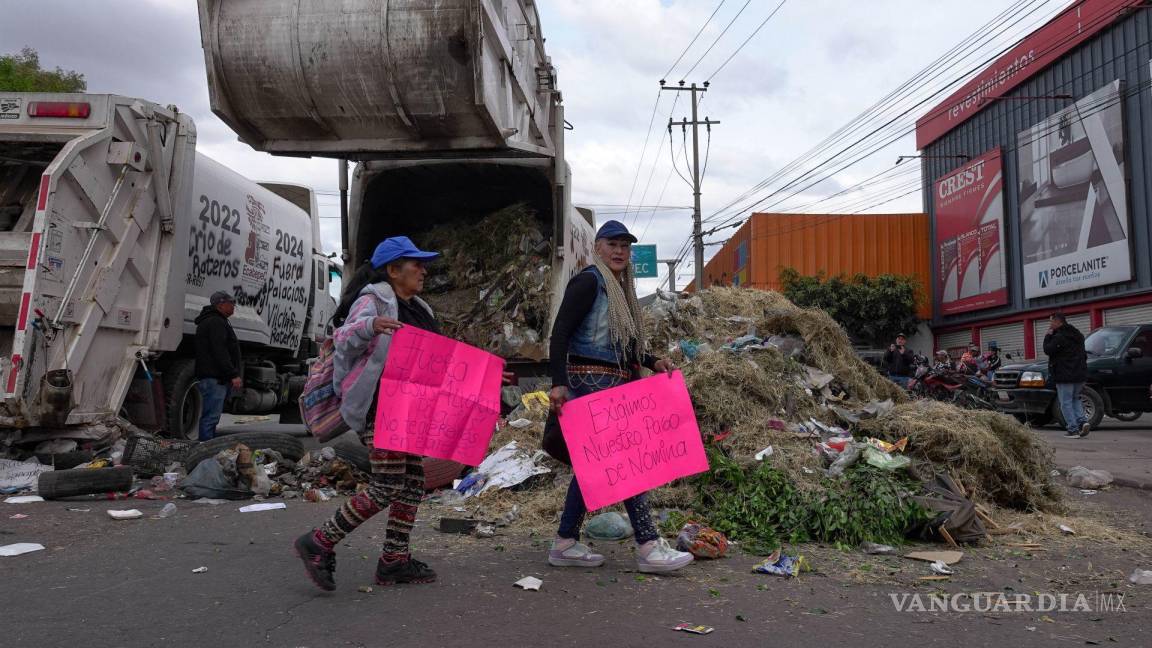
[315,403,425,558]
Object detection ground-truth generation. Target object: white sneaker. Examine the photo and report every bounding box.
[548,538,605,568]
[636,538,693,573]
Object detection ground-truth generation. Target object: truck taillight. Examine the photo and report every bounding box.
[27,101,91,118]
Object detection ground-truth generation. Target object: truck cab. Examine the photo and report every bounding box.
[992,324,1152,428]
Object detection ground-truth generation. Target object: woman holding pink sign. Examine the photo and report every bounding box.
[546,220,694,574]
[294,236,443,590]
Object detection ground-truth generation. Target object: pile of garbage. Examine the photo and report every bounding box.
[415,204,553,360]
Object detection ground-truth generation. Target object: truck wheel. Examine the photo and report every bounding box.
[162,359,201,441]
[1110,411,1142,422]
[183,432,304,472]
[38,466,134,499]
[1054,386,1105,430]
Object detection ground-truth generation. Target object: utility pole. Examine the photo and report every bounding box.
[662,81,718,288]
[660,258,680,292]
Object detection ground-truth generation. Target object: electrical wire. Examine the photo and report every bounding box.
[661,0,728,81]
[705,0,788,82]
[680,0,754,79]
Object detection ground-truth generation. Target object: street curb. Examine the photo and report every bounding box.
[1057,465,1152,492]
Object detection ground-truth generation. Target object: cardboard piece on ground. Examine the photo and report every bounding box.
[374,327,504,466]
[239,502,286,513]
[0,543,45,556]
[514,576,543,591]
[905,550,963,565]
[558,372,709,511]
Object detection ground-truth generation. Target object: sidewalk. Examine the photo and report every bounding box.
[1042,418,1152,490]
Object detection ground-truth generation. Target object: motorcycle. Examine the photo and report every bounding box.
[913,366,995,410]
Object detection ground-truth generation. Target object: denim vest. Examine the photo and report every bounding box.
[568,266,626,364]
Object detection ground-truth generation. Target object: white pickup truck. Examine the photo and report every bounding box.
[0,93,338,446]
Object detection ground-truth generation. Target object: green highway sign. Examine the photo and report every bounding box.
[631,244,658,278]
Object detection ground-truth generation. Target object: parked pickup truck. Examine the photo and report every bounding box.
[992,324,1152,429]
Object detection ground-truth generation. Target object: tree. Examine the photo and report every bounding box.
[779,267,922,348]
[0,47,86,93]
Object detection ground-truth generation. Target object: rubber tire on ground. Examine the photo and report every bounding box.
[332,442,465,491]
[183,432,305,472]
[1052,386,1105,431]
[38,466,134,499]
[162,358,201,441]
[1110,411,1142,422]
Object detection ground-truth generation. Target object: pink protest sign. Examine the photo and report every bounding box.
[373,327,504,466]
[558,372,709,510]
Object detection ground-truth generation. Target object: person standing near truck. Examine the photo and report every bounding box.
[883,334,915,388]
[546,220,694,574]
[194,291,242,442]
[1044,312,1090,438]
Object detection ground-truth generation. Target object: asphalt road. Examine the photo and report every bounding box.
[1034,416,1152,490]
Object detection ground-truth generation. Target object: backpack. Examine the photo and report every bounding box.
[299,337,349,442]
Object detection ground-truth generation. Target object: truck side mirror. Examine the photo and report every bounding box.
[1126,347,1144,359]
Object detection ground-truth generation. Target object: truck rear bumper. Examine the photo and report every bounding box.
[992,387,1055,416]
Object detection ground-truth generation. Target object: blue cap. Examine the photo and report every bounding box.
[370,236,440,269]
[595,220,638,243]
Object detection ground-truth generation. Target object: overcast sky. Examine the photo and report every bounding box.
[0,0,1065,294]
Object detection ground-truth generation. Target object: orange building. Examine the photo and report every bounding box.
[694,213,931,317]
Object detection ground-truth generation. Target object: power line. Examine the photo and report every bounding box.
[706,0,788,82]
[680,0,754,79]
[661,0,728,81]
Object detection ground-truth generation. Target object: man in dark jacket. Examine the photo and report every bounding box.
[195,291,241,441]
[883,333,915,388]
[1043,312,1089,438]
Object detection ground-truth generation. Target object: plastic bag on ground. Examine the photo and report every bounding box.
[1066,466,1113,489]
[752,549,807,577]
[675,522,729,559]
[1129,569,1152,585]
[863,446,911,471]
[585,511,633,541]
[827,442,864,477]
[180,459,254,500]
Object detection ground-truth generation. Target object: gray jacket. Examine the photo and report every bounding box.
[332,281,434,433]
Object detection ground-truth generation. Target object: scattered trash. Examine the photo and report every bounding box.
[826,442,864,477]
[752,549,807,577]
[860,542,896,555]
[107,509,144,520]
[231,415,271,425]
[304,488,334,503]
[676,523,729,559]
[929,560,954,576]
[862,446,911,471]
[1128,569,1152,585]
[473,524,497,538]
[8,513,28,519]
[514,576,543,591]
[439,518,479,534]
[357,585,374,593]
[457,442,550,498]
[1079,489,1098,496]
[1066,466,1113,490]
[4,495,44,504]
[672,624,715,635]
[918,575,951,581]
[508,418,534,429]
[905,551,963,565]
[585,511,633,541]
[754,446,774,461]
[238,503,286,513]
[0,458,53,493]
[190,499,228,506]
[1058,524,1075,535]
[0,543,45,556]
[192,566,208,574]
[157,503,178,518]
[67,507,91,512]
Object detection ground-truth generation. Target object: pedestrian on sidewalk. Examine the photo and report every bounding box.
[1043,312,1090,438]
[546,220,694,574]
[883,333,915,388]
[194,291,241,442]
[294,236,442,590]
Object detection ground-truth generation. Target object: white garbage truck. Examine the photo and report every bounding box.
[0,93,338,447]
[196,0,596,382]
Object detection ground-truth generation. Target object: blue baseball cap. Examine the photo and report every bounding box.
[370,236,440,269]
[595,220,638,243]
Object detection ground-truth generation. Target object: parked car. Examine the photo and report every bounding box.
[991,325,1152,429]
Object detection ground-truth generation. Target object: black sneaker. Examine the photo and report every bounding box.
[375,556,437,585]
[1079,422,1092,438]
[294,531,336,591]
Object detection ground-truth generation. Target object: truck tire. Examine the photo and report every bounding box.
[162,359,201,441]
[1110,411,1142,422]
[331,442,464,490]
[34,451,95,470]
[1053,386,1105,431]
[38,466,134,499]
[183,432,304,472]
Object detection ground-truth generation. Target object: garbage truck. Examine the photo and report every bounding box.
[196,0,597,381]
[0,93,339,447]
